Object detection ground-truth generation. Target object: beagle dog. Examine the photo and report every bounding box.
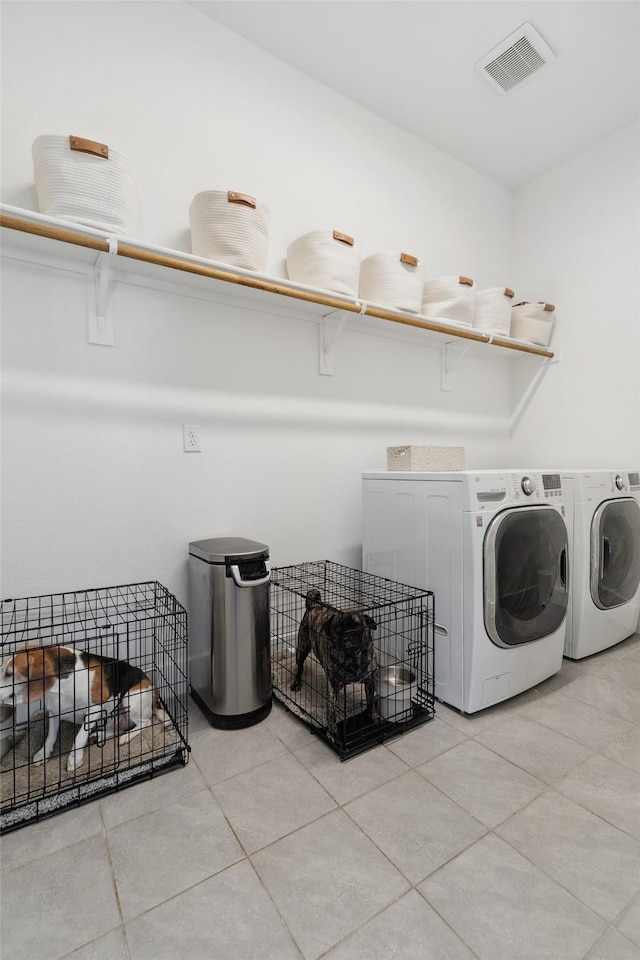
[0,645,167,772]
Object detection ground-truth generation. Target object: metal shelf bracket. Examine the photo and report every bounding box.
[441,339,472,391]
[509,355,559,432]
[320,308,350,375]
[89,239,118,346]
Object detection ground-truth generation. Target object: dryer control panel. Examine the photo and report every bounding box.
[602,471,640,496]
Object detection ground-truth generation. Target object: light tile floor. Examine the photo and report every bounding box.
[1,634,639,960]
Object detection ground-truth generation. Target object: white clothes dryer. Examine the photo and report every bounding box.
[362,470,569,713]
[560,470,640,659]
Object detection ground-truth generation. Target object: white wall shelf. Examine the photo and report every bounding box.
[0,205,555,388]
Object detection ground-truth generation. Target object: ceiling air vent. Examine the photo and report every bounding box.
[477,22,556,94]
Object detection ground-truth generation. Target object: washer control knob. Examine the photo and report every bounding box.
[615,474,625,490]
[521,476,536,496]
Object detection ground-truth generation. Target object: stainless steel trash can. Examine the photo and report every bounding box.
[188,537,272,728]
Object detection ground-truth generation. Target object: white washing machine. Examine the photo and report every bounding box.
[560,469,640,659]
[362,470,569,713]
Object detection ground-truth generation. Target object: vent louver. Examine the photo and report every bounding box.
[477,22,556,94]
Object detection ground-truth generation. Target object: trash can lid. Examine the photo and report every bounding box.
[189,537,269,564]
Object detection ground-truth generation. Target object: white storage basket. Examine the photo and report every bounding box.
[286,230,360,296]
[422,275,475,326]
[473,287,515,335]
[510,302,556,346]
[189,190,269,271]
[359,251,424,313]
[387,445,466,471]
[32,134,137,235]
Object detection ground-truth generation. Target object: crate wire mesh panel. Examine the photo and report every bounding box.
[271,561,434,759]
[0,582,189,832]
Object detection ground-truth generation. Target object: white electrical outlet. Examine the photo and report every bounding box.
[183,424,201,453]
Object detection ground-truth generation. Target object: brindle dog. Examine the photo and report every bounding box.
[291,588,378,732]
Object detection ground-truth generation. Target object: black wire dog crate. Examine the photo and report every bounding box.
[271,561,434,759]
[0,581,189,832]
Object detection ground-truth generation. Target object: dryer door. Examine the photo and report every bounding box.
[484,506,569,647]
[590,498,640,610]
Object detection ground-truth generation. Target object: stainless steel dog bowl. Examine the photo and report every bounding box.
[376,665,417,721]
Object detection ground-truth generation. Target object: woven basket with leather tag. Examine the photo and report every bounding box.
[189,190,269,271]
[359,251,424,313]
[286,230,360,296]
[473,287,515,335]
[32,135,138,235]
[422,275,475,327]
[510,301,556,346]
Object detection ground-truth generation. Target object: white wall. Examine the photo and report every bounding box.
[1,1,517,604]
[510,121,640,469]
[0,0,512,281]
[2,3,637,610]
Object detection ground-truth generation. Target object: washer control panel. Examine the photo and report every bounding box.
[464,471,566,511]
[541,472,563,498]
[470,472,564,505]
[509,472,562,501]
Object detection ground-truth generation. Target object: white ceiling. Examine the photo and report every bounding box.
[189,0,640,189]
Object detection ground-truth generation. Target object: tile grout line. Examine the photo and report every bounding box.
[99,800,134,960]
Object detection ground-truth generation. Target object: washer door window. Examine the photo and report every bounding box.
[484,506,569,648]
[590,498,640,610]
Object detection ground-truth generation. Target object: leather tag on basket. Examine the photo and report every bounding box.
[459,276,474,286]
[504,287,515,298]
[228,191,257,208]
[400,252,418,266]
[544,302,555,312]
[69,136,109,159]
[333,230,354,246]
